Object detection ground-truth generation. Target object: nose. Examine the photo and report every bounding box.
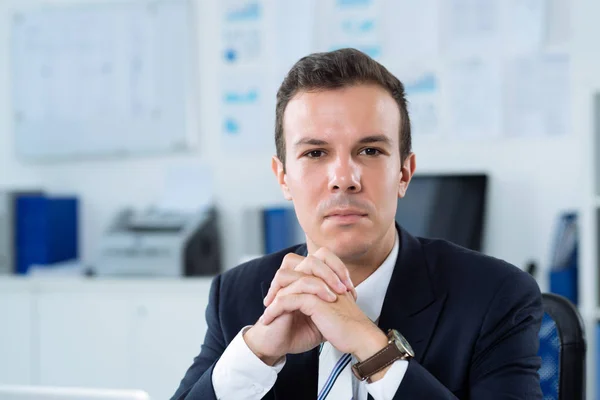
[328,156,362,193]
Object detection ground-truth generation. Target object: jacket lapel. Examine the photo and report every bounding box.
[377,224,447,363]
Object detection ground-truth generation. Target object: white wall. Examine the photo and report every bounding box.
[0,0,592,289]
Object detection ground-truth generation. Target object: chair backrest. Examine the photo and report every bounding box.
[538,292,586,400]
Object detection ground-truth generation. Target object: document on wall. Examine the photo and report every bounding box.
[500,0,546,56]
[380,0,439,61]
[440,0,501,57]
[544,0,571,50]
[394,63,440,136]
[504,54,570,137]
[446,57,503,138]
[220,72,271,152]
[313,0,383,60]
[221,0,267,66]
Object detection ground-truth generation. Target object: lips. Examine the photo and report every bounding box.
[324,209,368,224]
[325,209,367,217]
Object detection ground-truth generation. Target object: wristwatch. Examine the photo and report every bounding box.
[351,329,414,383]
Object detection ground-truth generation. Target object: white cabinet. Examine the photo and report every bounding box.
[130,287,210,400]
[0,281,33,385]
[36,290,132,389]
[0,278,213,399]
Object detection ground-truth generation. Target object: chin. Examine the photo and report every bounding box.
[321,230,372,260]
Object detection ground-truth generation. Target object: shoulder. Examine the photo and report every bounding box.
[418,237,541,304]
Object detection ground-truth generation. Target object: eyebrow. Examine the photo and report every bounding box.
[293,134,392,148]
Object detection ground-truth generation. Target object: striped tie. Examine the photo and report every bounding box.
[317,342,354,400]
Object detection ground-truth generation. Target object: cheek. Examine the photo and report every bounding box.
[367,170,402,211]
[287,166,323,205]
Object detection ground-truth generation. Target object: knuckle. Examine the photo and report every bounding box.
[306,254,319,264]
[281,253,299,269]
[273,268,286,280]
[271,295,282,307]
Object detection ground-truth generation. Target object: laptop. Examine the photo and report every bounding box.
[0,385,150,400]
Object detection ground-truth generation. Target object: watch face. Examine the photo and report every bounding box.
[390,330,415,358]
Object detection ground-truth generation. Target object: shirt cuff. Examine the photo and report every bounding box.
[365,359,409,400]
[212,325,286,399]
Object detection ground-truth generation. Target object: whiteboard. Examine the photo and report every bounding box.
[9,0,196,161]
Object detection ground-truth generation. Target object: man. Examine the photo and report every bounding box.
[171,48,543,399]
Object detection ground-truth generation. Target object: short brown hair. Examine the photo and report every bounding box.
[275,48,412,168]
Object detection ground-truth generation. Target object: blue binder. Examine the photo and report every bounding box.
[263,207,301,254]
[15,194,78,274]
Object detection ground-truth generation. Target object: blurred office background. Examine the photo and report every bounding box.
[0,0,599,398]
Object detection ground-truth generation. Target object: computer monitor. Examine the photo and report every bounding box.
[0,385,150,400]
[396,174,488,252]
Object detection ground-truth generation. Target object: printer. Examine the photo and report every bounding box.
[93,206,221,277]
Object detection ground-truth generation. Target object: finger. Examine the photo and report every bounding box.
[275,275,338,303]
[295,254,347,295]
[263,269,308,307]
[280,252,305,270]
[261,293,320,325]
[313,247,356,295]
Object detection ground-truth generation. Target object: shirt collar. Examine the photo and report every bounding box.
[354,231,400,323]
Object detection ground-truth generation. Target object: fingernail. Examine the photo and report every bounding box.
[328,291,337,301]
[345,278,354,290]
[337,281,347,292]
[259,316,265,324]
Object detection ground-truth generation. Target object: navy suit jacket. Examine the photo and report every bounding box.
[171,225,543,399]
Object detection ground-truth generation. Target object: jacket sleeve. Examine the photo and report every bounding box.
[170,274,225,400]
[392,270,543,399]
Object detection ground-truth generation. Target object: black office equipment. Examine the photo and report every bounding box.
[395,174,488,252]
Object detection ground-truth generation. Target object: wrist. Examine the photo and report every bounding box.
[243,326,284,366]
[352,327,389,362]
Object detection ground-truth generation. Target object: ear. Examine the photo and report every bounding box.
[398,152,416,199]
[271,156,293,200]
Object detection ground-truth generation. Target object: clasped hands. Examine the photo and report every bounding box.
[244,248,389,375]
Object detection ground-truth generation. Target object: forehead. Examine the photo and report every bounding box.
[283,84,401,144]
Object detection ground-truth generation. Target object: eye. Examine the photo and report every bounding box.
[360,148,381,156]
[305,150,325,158]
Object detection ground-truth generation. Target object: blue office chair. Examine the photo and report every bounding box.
[538,293,586,399]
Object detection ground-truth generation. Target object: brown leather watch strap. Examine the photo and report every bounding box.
[351,342,403,383]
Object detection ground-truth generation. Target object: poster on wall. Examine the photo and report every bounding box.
[220,0,272,152]
[220,72,271,152]
[446,57,503,139]
[393,63,441,137]
[221,0,266,66]
[380,0,439,61]
[313,0,383,60]
[10,0,194,161]
[503,53,570,137]
[440,0,502,57]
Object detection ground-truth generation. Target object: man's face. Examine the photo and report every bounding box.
[272,84,414,260]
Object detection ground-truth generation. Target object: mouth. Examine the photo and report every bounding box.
[324,209,368,224]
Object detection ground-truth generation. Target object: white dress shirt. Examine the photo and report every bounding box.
[212,232,407,400]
